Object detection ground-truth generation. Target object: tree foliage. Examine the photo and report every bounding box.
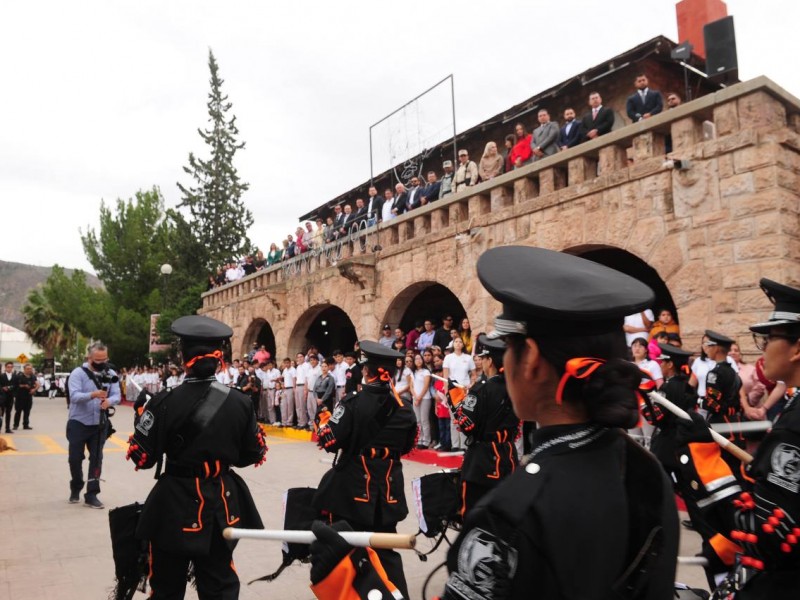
[177,48,253,270]
[22,284,77,359]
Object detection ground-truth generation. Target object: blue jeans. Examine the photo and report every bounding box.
[66,419,105,496]
[438,417,451,450]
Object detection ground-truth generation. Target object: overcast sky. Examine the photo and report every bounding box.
[2,0,797,275]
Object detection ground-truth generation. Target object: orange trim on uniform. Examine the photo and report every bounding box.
[220,478,240,525]
[148,542,154,598]
[709,533,742,566]
[487,442,501,479]
[448,387,466,408]
[740,461,755,485]
[507,442,516,473]
[203,462,211,478]
[688,442,734,487]
[355,456,371,503]
[459,481,467,519]
[385,459,397,504]
[310,548,399,600]
[182,478,204,532]
[230,559,237,575]
[213,460,221,478]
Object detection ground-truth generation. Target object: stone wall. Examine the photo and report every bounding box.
[202,77,800,359]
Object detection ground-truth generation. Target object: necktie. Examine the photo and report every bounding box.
[640,90,646,100]
[592,108,598,119]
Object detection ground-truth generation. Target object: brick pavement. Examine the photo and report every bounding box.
[0,398,707,599]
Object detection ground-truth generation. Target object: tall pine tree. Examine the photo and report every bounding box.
[178,49,253,270]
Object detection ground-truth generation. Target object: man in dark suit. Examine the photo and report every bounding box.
[352,198,368,225]
[0,362,17,433]
[420,171,441,205]
[405,176,423,211]
[338,204,357,237]
[391,183,408,217]
[626,73,663,123]
[580,91,615,141]
[364,185,384,226]
[331,204,345,239]
[559,107,583,150]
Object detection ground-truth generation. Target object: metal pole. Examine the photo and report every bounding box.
[369,127,374,184]
[450,74,458,169]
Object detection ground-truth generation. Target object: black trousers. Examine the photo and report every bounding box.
[149,527,239,599]
[0,395,13,431]
[13,395,32,428]
[66,419,104,495]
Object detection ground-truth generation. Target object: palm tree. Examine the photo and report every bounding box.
[22,289,77,359]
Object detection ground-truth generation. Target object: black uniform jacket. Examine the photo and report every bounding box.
[649,374,697,470]
[128,378,267,555]
[735,389,800,597]
[459,374,520,483]
[442,423,678,600]
[314,381,417,527]
[704,361,742,424]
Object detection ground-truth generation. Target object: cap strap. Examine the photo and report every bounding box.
[555,358,605,404]
[184,349,225,370]
[770,311,800,321]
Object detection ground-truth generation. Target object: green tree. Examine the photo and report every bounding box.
[177,48,253,270]
[22,287,78,359]
[81,187,172,315]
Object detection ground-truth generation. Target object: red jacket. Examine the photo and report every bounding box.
[509,134,532,167]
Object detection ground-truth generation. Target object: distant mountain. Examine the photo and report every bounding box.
[0,260,102,330]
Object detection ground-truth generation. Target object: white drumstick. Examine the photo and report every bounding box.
[222,528,416,549]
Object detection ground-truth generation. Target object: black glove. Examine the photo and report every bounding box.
[309,520,354,585]
[641,402,666,427]
[675,411,713,445]
[447,378,458,391]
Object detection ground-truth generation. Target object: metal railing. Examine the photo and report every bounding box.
[280,220,379,278]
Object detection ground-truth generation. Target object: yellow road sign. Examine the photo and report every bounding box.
[17,353,28,363]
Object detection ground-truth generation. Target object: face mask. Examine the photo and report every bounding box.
[91,361,107,371]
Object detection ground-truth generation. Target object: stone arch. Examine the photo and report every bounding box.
[382,281,469,337]
[240,318,277,362]
[287,303,357,358]
[564,244,679,324]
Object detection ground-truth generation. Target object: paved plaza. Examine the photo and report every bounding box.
[0,398,706,599]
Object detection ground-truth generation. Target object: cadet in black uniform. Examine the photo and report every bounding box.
[313,341,417,600]
[343,350,362,397]
[308,246,679,600]
[647,343,742,587]
[703,329,746,480]
[126,315,267,599]
[454,333,519,518]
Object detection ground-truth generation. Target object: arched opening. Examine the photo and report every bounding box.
[383,282,468,337]
[241,318,277,361]
[565,245,678,324]
[288,304,357,358]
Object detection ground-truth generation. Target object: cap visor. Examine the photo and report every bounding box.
[749,319,798,334]
[486,330,504,340]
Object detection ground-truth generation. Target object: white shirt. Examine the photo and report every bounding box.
[382,198,395,222]
[443,352,475,386]
[283,366,297,388]
[394,367,412,394]
[166,375,183,388]
[334,362,348,386]
[624,310,654,347]
[635,359,663,383]
[295,361,309,385]
[264,367,282,389]
[412,368,432,399]
[215,370,231,386]
[306,364,322,393]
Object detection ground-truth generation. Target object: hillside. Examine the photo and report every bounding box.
[0,260,102,330]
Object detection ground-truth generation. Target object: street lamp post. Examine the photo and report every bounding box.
[160,263,173,311]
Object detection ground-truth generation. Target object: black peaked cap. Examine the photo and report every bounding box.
[705,329,734,346]
[358,340,404,364]
[477,246,654,338]
[656,343,693,362]
[171,315,233,342]
[750,278,800,333]
[474,333,507,357]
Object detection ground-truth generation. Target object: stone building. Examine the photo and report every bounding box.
[201,74,800,362]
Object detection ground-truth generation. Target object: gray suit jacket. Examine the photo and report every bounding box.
[531,121,560,160]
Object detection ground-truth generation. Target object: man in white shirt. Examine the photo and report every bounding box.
[623,309,654,348]
[378,325,395,348]
[261,360,282,425]
[381,189,395,223]
[442,338,476,451]
[294,353,310,429]
[332,350,348,402]
[305,355,323,426]
[281,358,297,427]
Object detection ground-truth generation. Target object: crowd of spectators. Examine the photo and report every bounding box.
[206,74,684,289]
